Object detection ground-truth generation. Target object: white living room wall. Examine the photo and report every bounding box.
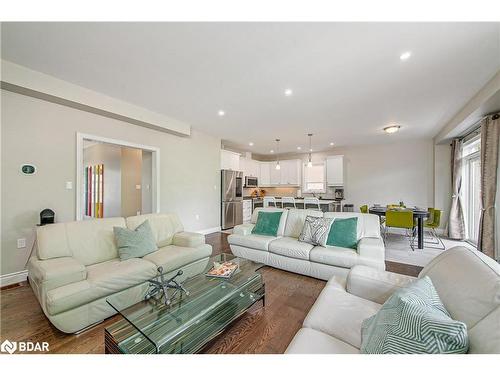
[1,89,221,277]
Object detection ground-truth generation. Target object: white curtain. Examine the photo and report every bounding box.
[448,139,466,240]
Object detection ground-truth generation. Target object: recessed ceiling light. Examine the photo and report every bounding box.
[400,51,412,61]
[384,125,401,134]
[297,146,302,150]
[249,142,254,146]
[284,89,293,96]
[270,150,274,153]
[330,142,334,146]
[218,110,225,116]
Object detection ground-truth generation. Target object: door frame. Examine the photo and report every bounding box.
[76,132,160,220]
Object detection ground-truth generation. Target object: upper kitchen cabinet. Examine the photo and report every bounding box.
[259,162,271,186]
[240,157,260,178]
[221,149,241,171]
[269,162,281,185]
[279,159,301,186]
[326,155,344,186]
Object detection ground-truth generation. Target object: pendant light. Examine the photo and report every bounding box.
[307,133,313,168]
[275,139,281,170]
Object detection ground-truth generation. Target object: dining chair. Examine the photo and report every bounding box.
[281,197,296,209]
[385,210,416,250]
[424,208,445,250]
[263,196,278,208]
[304,197,321,210]
[360,205,368,213]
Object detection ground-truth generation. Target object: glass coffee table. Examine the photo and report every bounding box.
[105,254,265,354]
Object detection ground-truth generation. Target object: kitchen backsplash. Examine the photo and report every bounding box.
[243,187,338,199]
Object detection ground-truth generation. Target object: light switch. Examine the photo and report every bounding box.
[66,181,73,190]
[17,238,26,249]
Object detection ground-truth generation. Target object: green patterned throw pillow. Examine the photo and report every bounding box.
[361,276,469,354]
[114,219,158,260]
[326,217,358,249]
[251,211,283,236]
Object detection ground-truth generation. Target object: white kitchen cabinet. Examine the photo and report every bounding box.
[269,162,281,185]
[280,159,301,186]
[241,157,260,178]
[221,150,241,171]
[327,155,344,186]
[259,162,271,186]
[243,199,252,223]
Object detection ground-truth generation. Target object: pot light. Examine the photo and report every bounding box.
[249,142,254,146]
[330,142,334,146]
[270,150,274,153]
[400,51,412,61]
[284,89,293,96]
[218,110,225,116]
[384,125,401,134]
[297,146,302,150]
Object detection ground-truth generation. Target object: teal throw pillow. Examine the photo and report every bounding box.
[251,211,283,237]
[326,217,358,249]
[361,276,469,354]
[114,219,158,260]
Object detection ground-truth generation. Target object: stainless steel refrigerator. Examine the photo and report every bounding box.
[221,170,243,230]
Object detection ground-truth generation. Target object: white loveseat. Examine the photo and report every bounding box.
[228,208,385,280]
[28,213,212,333]
[286,246,500,354]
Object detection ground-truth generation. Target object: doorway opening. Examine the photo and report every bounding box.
[76,133,160,220]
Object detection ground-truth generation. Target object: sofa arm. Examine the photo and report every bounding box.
[357,237,385,262]
[28,257,87,291]
[232,224,254,236]
[346,265,416,304]
[172,231,205,248]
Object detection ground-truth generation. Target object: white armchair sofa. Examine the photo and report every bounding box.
[228,208,385,280]
[286,246,500,354]
[28,213,212,333]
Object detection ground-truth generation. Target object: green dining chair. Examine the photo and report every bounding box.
[424,208,445,249]
[360,205,368,213]
[385,210,415,250]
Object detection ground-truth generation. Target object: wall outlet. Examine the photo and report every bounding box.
[195,214,200,220]
[66,181,73,190]
[17,238,26,249]
[135,184,141,190]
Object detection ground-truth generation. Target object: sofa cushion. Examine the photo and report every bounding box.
[36,223,71,259]
[227,233,277,252]
[419,246,500,329]
[143,244,212,273]
[66,217,126,266]
[114,220,158,260]
[326,217,358,249]
[360,277,469,354]
[284,209,324,238]
[126,213,184,247]
[268,236,314,260]
[286,328,359,354]
[251,208,288,236]
[324,212,380,239]
[28,257,87,291]
[303,286,381,348]
[310,245,358,268]
[86,258,157,297]
[252,211,284,236]
[298,216,334,246]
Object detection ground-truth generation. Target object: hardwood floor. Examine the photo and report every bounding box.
[0,232,421,354]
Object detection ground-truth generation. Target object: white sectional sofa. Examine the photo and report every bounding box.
[28,213,212,333]
[228,208,385,280]
[286,246,500,354]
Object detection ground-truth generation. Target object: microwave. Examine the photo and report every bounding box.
[245,176,258,188]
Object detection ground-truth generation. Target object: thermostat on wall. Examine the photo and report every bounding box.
[21,164,37,175]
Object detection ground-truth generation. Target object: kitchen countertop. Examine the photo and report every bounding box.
[246,197,341,204]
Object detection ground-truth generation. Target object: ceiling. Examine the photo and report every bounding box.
[2,22,499,154]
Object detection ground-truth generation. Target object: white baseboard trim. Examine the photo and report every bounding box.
[0,270,28,288]
[197,226,221,235]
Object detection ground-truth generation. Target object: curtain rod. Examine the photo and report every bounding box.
[459,111,500,140]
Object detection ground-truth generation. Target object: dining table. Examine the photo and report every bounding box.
[368,206,430,249]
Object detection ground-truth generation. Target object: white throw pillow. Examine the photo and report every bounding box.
[298,215,334,246]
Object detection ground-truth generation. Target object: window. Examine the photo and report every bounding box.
[461,134,481,245]
[303,162,326,193]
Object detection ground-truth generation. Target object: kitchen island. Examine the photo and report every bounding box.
[247,197,343,212]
